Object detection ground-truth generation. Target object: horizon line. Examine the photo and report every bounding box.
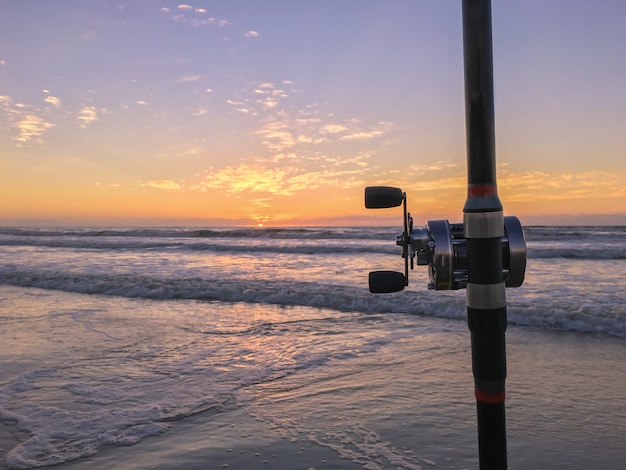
[2,213,626,228]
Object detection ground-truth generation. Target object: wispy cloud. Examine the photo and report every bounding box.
[227,81,392,154]
[249,197,272,208]
[43,92,62,109]
[256,121,296,152]
[245,31,259,38]
[254,82,288,110]
[193,150,370,197]
[225,99,253,115]
[196,164,291,194]
[498,169,626,201]
[175,75,202,83]
[340,130,384,141]
[13,114,55,143]
[0,95,55,144]
[155,144,201,159]
[192,107,209,116]
[141,180,182,190]
[320,124,348,134]
[77,106,98,128]
[409,160,459,174]
[163,5,230,28]
[193,164,364,196]
[195,79,393,204]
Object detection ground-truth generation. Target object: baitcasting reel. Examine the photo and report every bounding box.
[365,186,526,293]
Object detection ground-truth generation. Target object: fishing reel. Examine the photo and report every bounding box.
[365,186,526,293]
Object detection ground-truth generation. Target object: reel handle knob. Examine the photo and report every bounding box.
[368,271,406,293]
[365,186,404,209]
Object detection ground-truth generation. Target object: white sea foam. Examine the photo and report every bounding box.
[0,263,623,338]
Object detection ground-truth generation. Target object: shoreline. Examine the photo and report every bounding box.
[26,406,365,470]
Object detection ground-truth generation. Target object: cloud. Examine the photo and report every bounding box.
[245,31,259,38]
[192,107,209,116]
[13,114,55,143]
[164,5,229,28]
[176,75,202,83]
[77,106,98,128]
[498,170,626,202]
[141,180,182,190]
[194,150,370,197]
[0,95,12,107]
[409,160,459,174]
[340,130,384,141]
[196,79,390,201]
[201,164,291,194]
[252,82,287,110]
[320,124,348,134]
[226,98,255,116]
[160,145,202,159]
[0,95,55,143]
[255,83,285,95]
[249,198,272,208]
[44,95,62,108]
[256,121,296,151]
[225,80,392,156]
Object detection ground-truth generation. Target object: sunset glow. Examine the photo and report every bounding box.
[1,1,625,226]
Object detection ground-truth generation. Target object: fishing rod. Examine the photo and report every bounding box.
[364,1,526,468]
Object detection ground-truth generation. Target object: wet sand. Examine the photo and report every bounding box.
[25,407,366,470]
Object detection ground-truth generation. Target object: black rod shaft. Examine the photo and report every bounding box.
[462,0,500,205]
[461,1,508,469]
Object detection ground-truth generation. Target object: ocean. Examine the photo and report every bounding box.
[0,225,625,469]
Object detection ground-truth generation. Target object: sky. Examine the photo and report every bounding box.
[1,1,625,227]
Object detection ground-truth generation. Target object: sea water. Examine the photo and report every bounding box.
[0,226,625,469]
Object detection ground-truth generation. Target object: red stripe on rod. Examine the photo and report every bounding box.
[467,184,497,198]
[475,388,505,404]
